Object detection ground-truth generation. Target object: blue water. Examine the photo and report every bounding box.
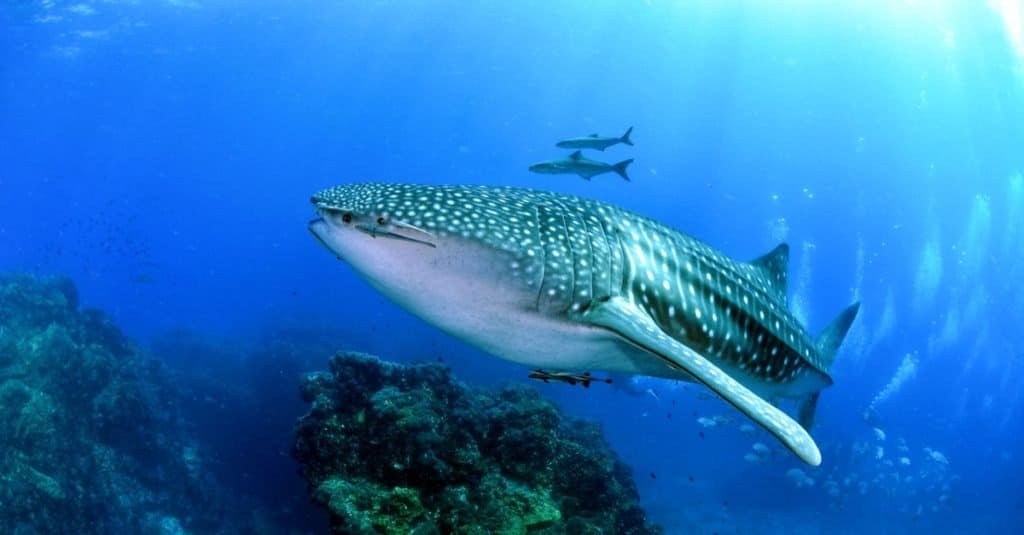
[2,1,1022,532]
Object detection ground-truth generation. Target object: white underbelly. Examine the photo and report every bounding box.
[416,299,684,378]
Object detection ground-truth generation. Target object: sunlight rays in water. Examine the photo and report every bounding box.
[988,0,1024,59]
[851,234,865,304]
[873,288,897,348]
[865,171,1023,433]
[789,240,815,329]
[929,302,959,357]
[912,234,943,318]
[1002,173,1023,259]
[956,194,992,283]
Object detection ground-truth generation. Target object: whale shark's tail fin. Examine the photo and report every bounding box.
[613,159,633,181]
[797,302,861,431]
[797,392,821,432]
[620,126,634,146]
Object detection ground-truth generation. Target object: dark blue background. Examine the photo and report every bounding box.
[2,1,1021,532]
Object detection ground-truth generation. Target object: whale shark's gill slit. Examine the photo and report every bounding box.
[535,202,575,313]
[552,197,600,311]
[575,210,598,307]
[551,201,576,310]
[603,221,628,301]
[588,214,613,301]
[532,203,547,312]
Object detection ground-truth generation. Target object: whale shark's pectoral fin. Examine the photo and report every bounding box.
[581,296,822,466]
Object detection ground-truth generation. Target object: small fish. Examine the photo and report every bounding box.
[924,448,949,465]
[527,369,612,388]
[696,416,718,428]
[555,126,634,151]
[739,423,756,435]
[529,150,633,181]
[786,468,815,488]
[711,414,736,426]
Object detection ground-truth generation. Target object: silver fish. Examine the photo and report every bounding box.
[308,183,859,466]
[529,150,633,181]
[555,126,634,151]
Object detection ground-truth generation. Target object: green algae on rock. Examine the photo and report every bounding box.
[293,351,662,535]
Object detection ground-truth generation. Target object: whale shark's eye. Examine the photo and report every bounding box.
[376,216,388,225]
[341,212,353,224]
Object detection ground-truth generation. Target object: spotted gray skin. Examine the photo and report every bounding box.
[308,183,859,466]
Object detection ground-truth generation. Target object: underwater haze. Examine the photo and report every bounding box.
[1,0,1023,533]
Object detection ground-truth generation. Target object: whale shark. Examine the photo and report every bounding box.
[308,183,859,466]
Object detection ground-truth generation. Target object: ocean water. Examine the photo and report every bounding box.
[1,1,1022,533]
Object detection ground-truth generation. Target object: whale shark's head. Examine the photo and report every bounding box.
[308,183,552,337]
[307,182,635,373]
[309,184,456,305]
[309,183,439,258]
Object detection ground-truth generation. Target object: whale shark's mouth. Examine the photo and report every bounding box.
[307,217,334,252]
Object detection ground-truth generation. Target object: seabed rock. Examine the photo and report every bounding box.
[294,351,662,535]
[0,274,226,534]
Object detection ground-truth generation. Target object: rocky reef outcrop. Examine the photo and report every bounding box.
[293,351,662,535]
[0,274,225,534]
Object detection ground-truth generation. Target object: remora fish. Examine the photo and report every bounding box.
[556,126,634,151]
[529,150,633,181]
[528,369,613,387]
[308,183,859,466]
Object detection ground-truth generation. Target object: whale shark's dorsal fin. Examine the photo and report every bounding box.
[815,302,860,370]
[578,295,822,466]
[569,150,583,160]
[750,243,789,297]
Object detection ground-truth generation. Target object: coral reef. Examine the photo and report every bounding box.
[0,273,660,533]
[0,274,227,534]
[293,351,662,535]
